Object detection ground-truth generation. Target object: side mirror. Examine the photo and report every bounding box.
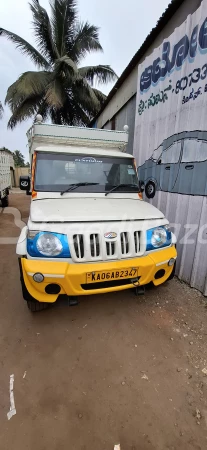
[19,176,31,193]
[157,159,162,165]
[139,180,145,192]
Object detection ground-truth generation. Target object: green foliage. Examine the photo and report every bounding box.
[0,0,118,128]
[13,150,25,167]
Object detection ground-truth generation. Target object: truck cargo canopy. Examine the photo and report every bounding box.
[27,122,129,156]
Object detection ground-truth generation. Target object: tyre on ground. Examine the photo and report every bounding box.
[19,259,50,312]
[1,195,9,207]
[27,299,49,312]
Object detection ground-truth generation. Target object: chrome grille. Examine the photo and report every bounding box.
[106,241,115,256]
[120,232,129,255]
[90,234,100,257]
[71,227,143,262]
[134,231,140,253]
[73,234,84,259]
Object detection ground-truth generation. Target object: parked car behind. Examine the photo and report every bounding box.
[138,131,207,198]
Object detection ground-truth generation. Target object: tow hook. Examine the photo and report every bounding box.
[130,277,145,295]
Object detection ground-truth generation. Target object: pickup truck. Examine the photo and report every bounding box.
[17,115,177,311]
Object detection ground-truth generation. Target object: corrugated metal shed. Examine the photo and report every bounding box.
[134,0,207,295]
[103,96,136,154]
[90,0,185,127]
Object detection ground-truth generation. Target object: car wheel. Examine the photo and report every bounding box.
[145,181,156,199]
[18,259,50,312]
[1,195,9,207]
[27,299,49,312]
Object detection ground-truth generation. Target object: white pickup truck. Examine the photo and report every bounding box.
[17,115,177,312]
[0,150,12,207]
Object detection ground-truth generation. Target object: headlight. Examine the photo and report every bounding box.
[151,228,167,247]
[146,226,171,251]
[37,233,63,256]
[27,231,70,258]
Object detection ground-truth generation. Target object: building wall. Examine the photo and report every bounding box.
[97,66,138,129]
[94,0,207,295]
[103,95,136,154]
[96,0,202,130]
[133,0,207,295]
[14,167,30,188]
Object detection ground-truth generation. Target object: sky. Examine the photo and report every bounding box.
[0,0,170,162]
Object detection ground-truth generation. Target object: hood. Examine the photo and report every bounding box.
[30,197,164,223]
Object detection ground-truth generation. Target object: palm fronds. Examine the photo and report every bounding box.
[1,0,118,128]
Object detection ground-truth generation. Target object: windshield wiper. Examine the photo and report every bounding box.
[105,183,140,196]
[60,182,99,196]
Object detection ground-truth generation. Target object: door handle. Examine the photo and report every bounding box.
[185,164,194,170]
[165,166,170,170]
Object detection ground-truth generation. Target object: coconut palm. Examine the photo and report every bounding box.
[0,101,3,119]
[0,0,117,128]
[13,150,26,167]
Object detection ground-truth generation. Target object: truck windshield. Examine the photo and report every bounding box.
[34,152,139,194]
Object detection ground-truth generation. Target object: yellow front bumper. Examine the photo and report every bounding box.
[20,246,177,303]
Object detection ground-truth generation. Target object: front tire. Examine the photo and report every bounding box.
[166,262,176,281]
[145,181,156,199]
[18,258,50,312]
[27,299,49,312]
[1,195,9,207]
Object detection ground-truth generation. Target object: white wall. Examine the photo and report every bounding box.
[96,0,202,129]
[133,0,207,295]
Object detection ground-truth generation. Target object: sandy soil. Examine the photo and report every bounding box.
[0,192,206,450]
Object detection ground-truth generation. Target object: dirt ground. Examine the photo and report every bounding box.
[0,191,207,450]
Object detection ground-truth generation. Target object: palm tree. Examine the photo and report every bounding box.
[0,0,117,128]
[0,101,3,119]
[13,150,26,167]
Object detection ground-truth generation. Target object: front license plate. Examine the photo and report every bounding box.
[86,268,138,283]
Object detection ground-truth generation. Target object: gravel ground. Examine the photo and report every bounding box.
[0,192,206,450]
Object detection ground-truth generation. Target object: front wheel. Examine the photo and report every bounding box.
[27,299,49,312]
[145,181,156,199]
[1,195,9,207]
[166,262,176,281]
[19,259,50,312]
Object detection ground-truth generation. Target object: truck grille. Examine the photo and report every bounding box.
[73,234,84,259]
[106,241,116,256]
[120,232,129,255]
[134,231,140,254]
[90,234,100,257]
[71,228,143,262]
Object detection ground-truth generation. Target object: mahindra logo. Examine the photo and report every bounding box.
[104,232,117,239]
